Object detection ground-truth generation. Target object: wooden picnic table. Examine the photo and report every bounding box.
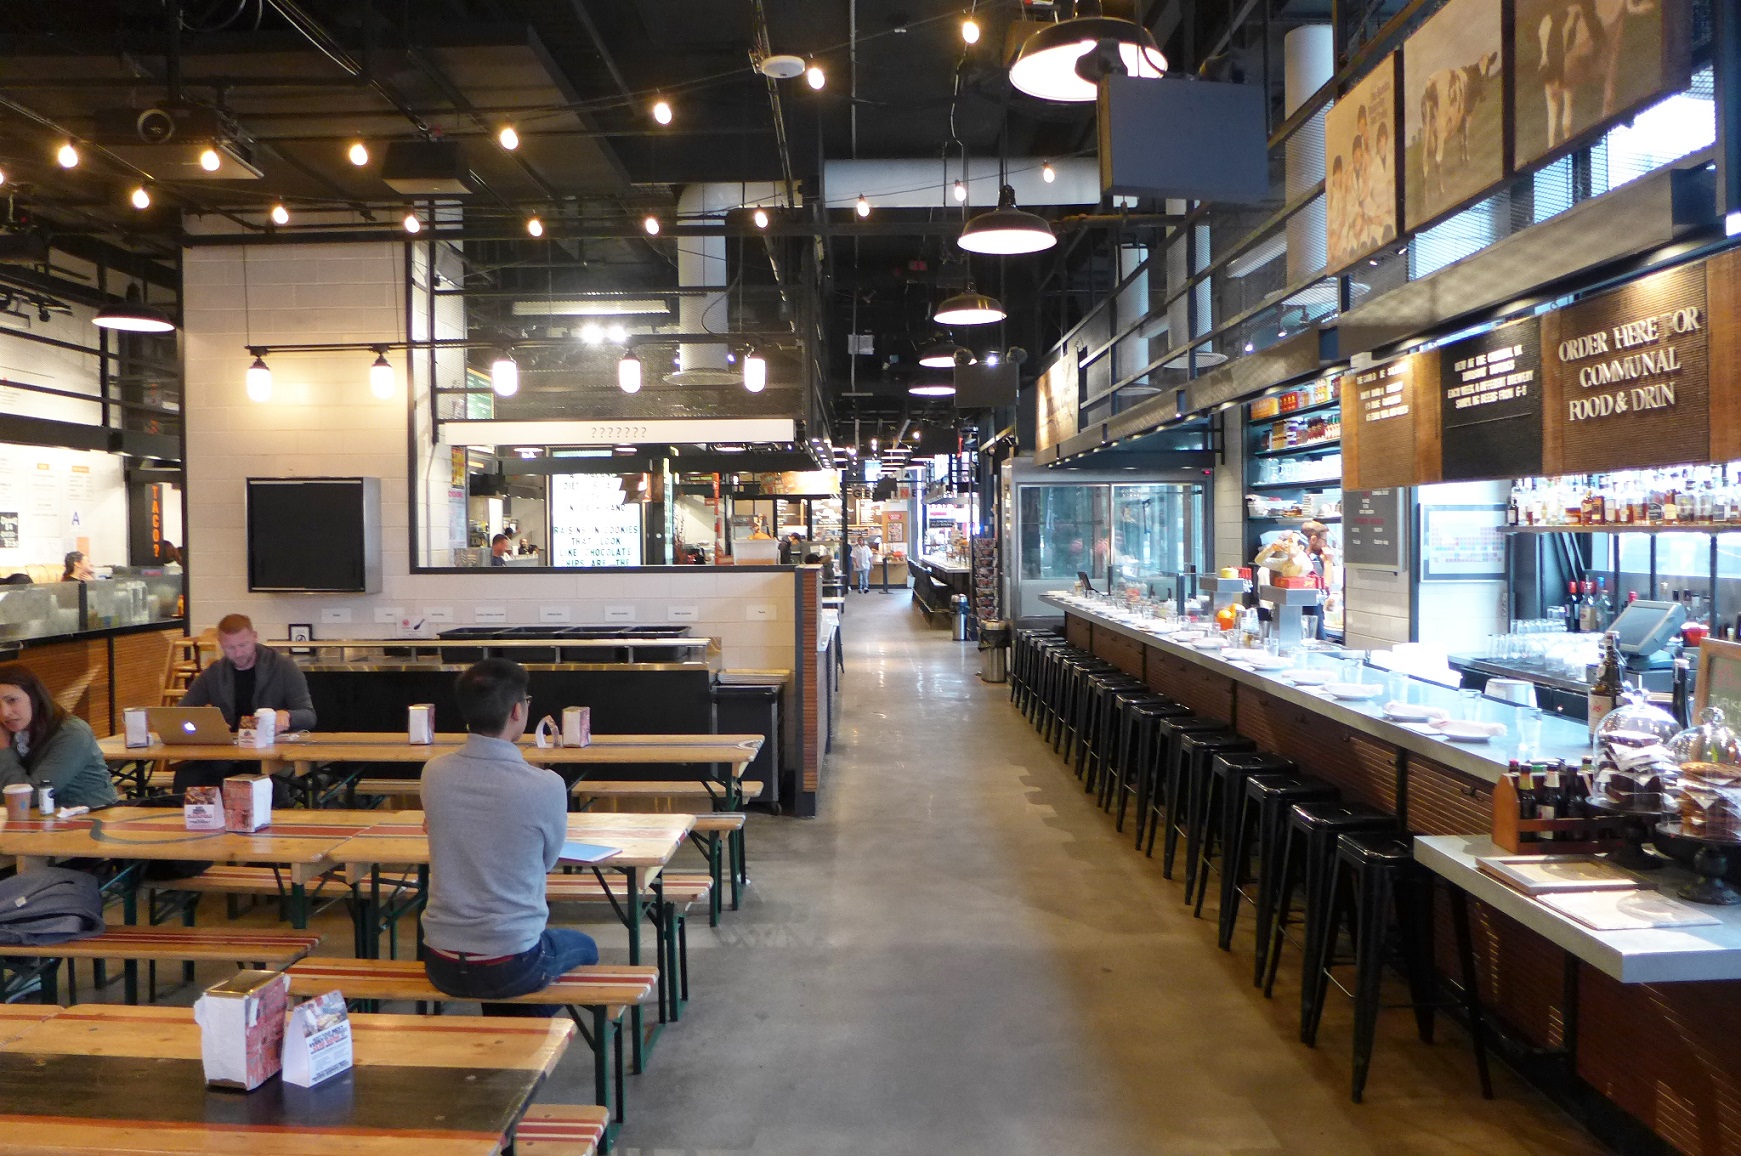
[0,1003,572,1155]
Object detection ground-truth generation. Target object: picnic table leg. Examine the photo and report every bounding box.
[707,833,722,927]
[288,882,308,931]
[414,864,429,961]
[626,866,646,1073]
[121,884,139,1005]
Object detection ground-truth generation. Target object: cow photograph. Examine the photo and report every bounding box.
[1403,0,1505,231]
[1324,57,1398,274]
[1515,0,1680,168]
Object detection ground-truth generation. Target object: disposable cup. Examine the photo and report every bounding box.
[3,783,31,822]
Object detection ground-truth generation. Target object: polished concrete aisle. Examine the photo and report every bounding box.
[620,592,1609,1155]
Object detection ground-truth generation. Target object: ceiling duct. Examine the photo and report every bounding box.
[673,181,786,384]
[382,140,473,196]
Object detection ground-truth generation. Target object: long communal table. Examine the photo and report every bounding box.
[0,1003,571,1155]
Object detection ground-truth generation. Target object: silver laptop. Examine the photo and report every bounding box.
[147,706,235,745]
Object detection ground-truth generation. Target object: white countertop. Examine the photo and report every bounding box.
[1044,592,1594,785]
[1415,835,1741,984]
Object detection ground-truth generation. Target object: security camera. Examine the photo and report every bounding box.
[135,108,177,144]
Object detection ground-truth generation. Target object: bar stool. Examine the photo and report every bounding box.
[1139,715,1227,856]
[1259,801,1395,1022]
[1055,657,1116,758]
[1107,696,1190,829]
[1187,752,1294,920]
[1077,672,1147,785]
[1032,641,1077,738]
[1168,731,1254,886]
[1225,773,1340,961]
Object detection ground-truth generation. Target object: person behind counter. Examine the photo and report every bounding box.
[490,534,512,566]
[0,662,118,810]
[177,613,317,791]
[62,551,95,582]
[421,658,597,1014]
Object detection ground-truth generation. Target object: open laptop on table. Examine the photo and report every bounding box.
[146,706,234,745]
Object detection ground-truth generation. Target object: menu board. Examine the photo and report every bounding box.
[1344,488,1405,569]
[1341,353,1435,489]
[1544,261,1709,473]
[1438,317,1543,481]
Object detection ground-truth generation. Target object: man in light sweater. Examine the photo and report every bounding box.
[421,658,597,1014]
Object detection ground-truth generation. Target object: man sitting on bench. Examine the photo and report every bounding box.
[422,658,597,1015]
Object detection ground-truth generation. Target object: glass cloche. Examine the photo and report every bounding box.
[1593,690,1681,811]
[1668,707,1741,839]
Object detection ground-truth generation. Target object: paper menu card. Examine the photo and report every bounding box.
[558,841,620,865]
[282,988,353,1088]
[1475,855,1640,895]
[1539,890,1722,931]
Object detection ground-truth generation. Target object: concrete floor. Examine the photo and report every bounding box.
[117,591,1614,1154]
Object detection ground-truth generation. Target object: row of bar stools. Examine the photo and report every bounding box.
[1076,671,1147,785]
[1010,628,1061,719]
[1050,654,1109,755]
[1224,773,1341,959]
[1060,658,1121,760]
[1139,715,1227,857]
[1107,696,1191,830]
[1188,752,1296,920]
[1166,731,1254,884]
[1088,685,1167,804]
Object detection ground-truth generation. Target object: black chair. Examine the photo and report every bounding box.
[1188,752,1295,920]
[1107,696,1191,830]
[1168,731,1255,887]
[1076,673,1147,785]
[1139,716,1228,857]
[1227,773,1340,961]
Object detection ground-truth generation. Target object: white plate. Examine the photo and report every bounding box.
[1382,702,1448,722]
[1323,682,1383,701]
[1170,632,1206,644]
[1220,649,1259,663]
[1192,639,1226,650]
[1284,670,1334,686]
[1242,654,1294,671]
[1434,719,1508,742]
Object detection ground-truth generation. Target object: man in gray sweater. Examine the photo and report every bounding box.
[177,613,317,792]
[421,658,597,1014]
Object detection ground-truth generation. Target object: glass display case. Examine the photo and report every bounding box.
[0,572,184,644]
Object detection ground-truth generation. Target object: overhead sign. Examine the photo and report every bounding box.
[1438,316,1543,480]
[1344,488,1406,569]
[1340,353,1435,490]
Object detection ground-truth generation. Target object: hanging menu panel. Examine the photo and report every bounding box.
[1340,351,1439,490]
[1543,260,1709,474]
[1438,316,1544,481]
[1344,488,1405,569]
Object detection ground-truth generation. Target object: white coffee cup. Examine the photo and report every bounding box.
[3,783,30,822]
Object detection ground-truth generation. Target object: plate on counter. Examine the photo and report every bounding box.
[1242,654,1294,671]
[1191,638,1227,651]
[1382,702,1449,723]
[1322,682,1383,701]
[1432,719,1508,743]
[1282,670,1334,686]
[1219,649,1261,663]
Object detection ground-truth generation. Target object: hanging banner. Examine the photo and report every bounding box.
[1438,316,1544,480]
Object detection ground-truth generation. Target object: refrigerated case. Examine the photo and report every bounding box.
[1003,458,1208,623]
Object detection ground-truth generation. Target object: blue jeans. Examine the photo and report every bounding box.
[855,568,870,592]
[423,927,598,1017]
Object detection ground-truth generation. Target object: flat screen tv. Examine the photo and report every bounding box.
[246,477,383,593]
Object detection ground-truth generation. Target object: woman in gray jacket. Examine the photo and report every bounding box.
[0,663,118,810]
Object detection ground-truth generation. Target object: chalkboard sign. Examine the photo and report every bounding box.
[1695,638,1741,729]
[1439,317,1543,481]
[1345,488,1405,569]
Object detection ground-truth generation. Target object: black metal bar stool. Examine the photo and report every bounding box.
[1053,656,1114,755]
[1107,696,1190,829]
[1078,673,1147,787]
[1226,773,1340,961]
[1188,752,1295,920]
[1033,641,1080,740]
[1168,731,1254,886]
[1260,801,1395,1017]
[1139,715,1227,856]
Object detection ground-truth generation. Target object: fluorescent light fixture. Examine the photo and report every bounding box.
[510,299,671,318]
[369,351,394,399]
[933,290,1006,326]
[245,354,272,402]
[491,351,519,397]
[743,349,767,393]
[1008,17,1167,103]
[959,183,1055,254]
[617,351,642,394]
[93,303,175,333]
[909,383,957,397]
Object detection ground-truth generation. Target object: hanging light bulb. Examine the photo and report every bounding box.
[855,194,870,218]
[369,350,394,399]
[526,215,544,237]
[953,179,967,203]
[752,207,769,229]
[129,186,152,210]
[498,124,520,150]
[958,183,1056,254]
[347,141,369,166]
[962,16,981,44]
[743,349,767,393]
[1042,161,1056,183]
[806,62,826,89]
[0,168,8,187]
[617,350,642,394]
[644,215,660,235]
[402,211,422,234]
[198,147,222,172]
[56,142,79,169]
[490,351,519,397]
[245,352,272,403]
[1009,16,1167,102]
[606,323,627,343]
[652,99,673,125]
[270,202,290,226]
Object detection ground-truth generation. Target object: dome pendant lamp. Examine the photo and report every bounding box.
[933,288,1006,327]
[1008,6,1167,103]
[959,184,1055,254]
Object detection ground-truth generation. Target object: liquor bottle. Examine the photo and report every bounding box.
[1567,582,1583,632]
[1573,756,1595,819]
[1507,486,1520,527]
[1579,582,1600,633]
[1589,632,1623,740]
[1596,576,1613,629]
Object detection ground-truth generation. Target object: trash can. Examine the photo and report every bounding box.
[712,681,783,810]
[978,619,1010,683]
[950,594,969,641]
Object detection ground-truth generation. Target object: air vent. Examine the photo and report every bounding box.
[382,140,473,196]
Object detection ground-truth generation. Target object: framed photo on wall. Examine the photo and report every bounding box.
[1419,505,1506,581]
[1325,54,1399,274]
[287,623,313,654]
[1403,0,1506,232]
[1513,0,1692,172]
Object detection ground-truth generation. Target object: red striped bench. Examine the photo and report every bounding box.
[0,925,321,1005]
[516,1104,611,1155]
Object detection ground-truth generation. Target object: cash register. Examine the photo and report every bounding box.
[1604,598,1688,675]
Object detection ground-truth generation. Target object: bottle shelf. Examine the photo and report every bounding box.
[1248,397,1341,424]
[1499,523,1741,535]
[1250,440,1342,459]
[1246,479,1343,492]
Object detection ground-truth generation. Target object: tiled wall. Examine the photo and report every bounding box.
[1212,408,1245,570]
[180,226,803,672]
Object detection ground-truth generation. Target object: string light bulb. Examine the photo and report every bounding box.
[402,211,421,234]
[130,186,152,210]
[743,349,767,393]
[1042,161,1056,183]
[369,351,394,399]
[490,351,519,397]
[56,142,79,169]
[198,147,222,172]
[855,194,870,218]
[245,353,272,403]
[753,207,769,229]
[347,141,369,166]
[617,351,642,394]
[526,215,544,238]
[652,99,673,125]
[806,63,826,90]
[0,168,8,187]
[270,203,290,226]
[498,125,519,150]
[953,179,966,203]
[644,215,660,235]
[962,17,981,44]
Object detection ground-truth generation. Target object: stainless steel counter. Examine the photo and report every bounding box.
[1044,593,1595,785]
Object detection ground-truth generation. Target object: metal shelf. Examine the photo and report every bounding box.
[1499,523,1741,535]
[1250,440,1342,459]
[1246,479,1342,492]
[1248,397,1340,424]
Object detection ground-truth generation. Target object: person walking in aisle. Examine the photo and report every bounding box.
[850,537,873,594]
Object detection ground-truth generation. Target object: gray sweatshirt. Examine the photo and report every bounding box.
[420,733,567,957]
[181,644,317,731]
[0,715,120,810]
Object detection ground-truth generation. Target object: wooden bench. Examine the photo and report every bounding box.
[516,1104,612,1156]
[141,864,345,932]
[0,925,321,1005]
[545,874,708,1019]
[286,957,656,1131]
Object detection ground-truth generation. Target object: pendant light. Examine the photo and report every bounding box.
[959,184,1055,254]
[743,349,767,393]
[909,382,957,397]
[93,302,176,333]
[918,342,965,369]
[369,349,394,399]
[490,351,519,397]
[933,289,1006,326]
[245,350,272,403]
[1008,11,1167,103]
[617,350,642,394]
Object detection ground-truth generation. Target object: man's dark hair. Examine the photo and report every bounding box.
[453,658,529,735]
[491,533,510,547]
